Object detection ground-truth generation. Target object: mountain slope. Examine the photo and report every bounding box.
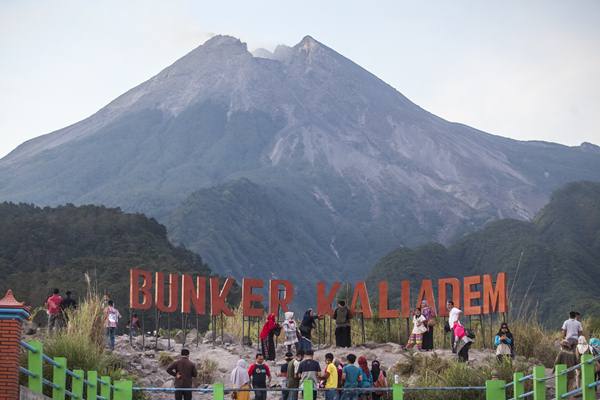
[0,203,217,326]
[1,35,600,295]
[366,181,600,325]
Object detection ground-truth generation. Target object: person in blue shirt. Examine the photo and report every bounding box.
[494,322,514,361]
[357,356,372,400]
[341,354,361,400]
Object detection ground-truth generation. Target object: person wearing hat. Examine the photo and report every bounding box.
[554,340,578,393]
[278,352,294,400]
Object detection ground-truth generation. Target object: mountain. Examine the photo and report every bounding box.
[0,203,219,327]
[366,181,600,326]
[1,35,600,302]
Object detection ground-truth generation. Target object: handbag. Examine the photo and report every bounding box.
[496,343,511,355]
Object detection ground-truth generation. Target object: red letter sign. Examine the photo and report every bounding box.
[378,281,400,318]
[155,272,179,313]
[181,274,206,315]
[130,268,153,310]
[210,277,235,316]
[463,275,481,316]
[269,280,294,315]
[438,277,460,317]
[350,282,373,318]
[483,273,507,314]
[316,282,341,316]
[242,278,264,317]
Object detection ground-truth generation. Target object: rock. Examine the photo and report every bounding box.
[242,336,253,346]
[162,379,174,388]
[174,330,186,344]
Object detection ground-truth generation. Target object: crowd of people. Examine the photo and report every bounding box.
[225,350,389,400]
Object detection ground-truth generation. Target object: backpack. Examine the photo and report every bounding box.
[336,307,349,325]
[287,360,299,388]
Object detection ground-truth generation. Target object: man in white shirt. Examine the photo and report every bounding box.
[562,311,583,349]
[446,300,462,353]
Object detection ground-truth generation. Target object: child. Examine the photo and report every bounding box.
[278,352,294,400]
[406,308,427,350]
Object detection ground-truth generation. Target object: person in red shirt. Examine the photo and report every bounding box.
[45,288,63,332]
[248,353,271,400]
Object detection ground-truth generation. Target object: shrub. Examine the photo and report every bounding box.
[196,358,219,384]
[158,352,175,367]
[509,320,559,367]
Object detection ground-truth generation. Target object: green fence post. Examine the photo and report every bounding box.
[554,364,566,400]
[581,354,595,400]
[485,379,506,400]
[27,340,43,394]
[114,380,133,400]
[52,357,67,400]
[303,380,314,400]
[71,369,84,399]
[392,383,404,400]
[213,382,224,400]
[100,376,111,400]
[87,371,98,400]
[513,372,524,399]
[532,365,545,400]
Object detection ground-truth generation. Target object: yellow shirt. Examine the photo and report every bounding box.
[325,363,338,389]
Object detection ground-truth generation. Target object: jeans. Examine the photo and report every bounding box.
[107,327,116,350]
[282,389,290,400]
[254,387,266,400]
[175,390,192,400]
[341,390,358,400]
[325,389,338,400]
[288,389,298,400]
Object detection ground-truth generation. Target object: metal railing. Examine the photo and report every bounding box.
[19,339,600,400]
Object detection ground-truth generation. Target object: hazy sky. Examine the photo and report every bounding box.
[1,0,599,158]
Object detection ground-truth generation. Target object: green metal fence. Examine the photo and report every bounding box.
[19,340,600,400]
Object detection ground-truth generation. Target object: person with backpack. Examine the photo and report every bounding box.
[287,350,304,400]
[45,288,63,332]
[103,300,121,351]
[334,301,352,348]
[296,349,320,400]
[341,354,361,400]
[249,353,271,400]
[371,360,387,400]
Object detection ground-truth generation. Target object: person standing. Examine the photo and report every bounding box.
[45,289,63,332]
[323,353,339,400]
[561,311,583,349]
[342,354,361,400]
[300,309,319,340]
[249,353,271,400]
[296,349,320,400]
[260,314,281,361]
[282,312,299,353]
[554,340,578,393]
[405,308,427,351]
[231,359,251,400]
[334,301,352,348]
[128,313,142,337]
[166,349,198,400]
[494,323,514,361]
[103,300,121,351]
[371,360,387,400]
[287,351,304,400]
[357,356,372,400]
[420,300,436,351]
[445,301,462,353]
[59,291,77,325]
[278,352,294,400]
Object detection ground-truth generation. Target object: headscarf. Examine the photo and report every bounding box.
[358,356,369,375]
[371,360,381,381]
[260,313,277,340]
[496,323,514,344]
[301,309,314,327]
[231,359,249,387]
[577,336,590,355]
[285,311,294,320]
[590,337,600,349]
[421,300,434,320]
